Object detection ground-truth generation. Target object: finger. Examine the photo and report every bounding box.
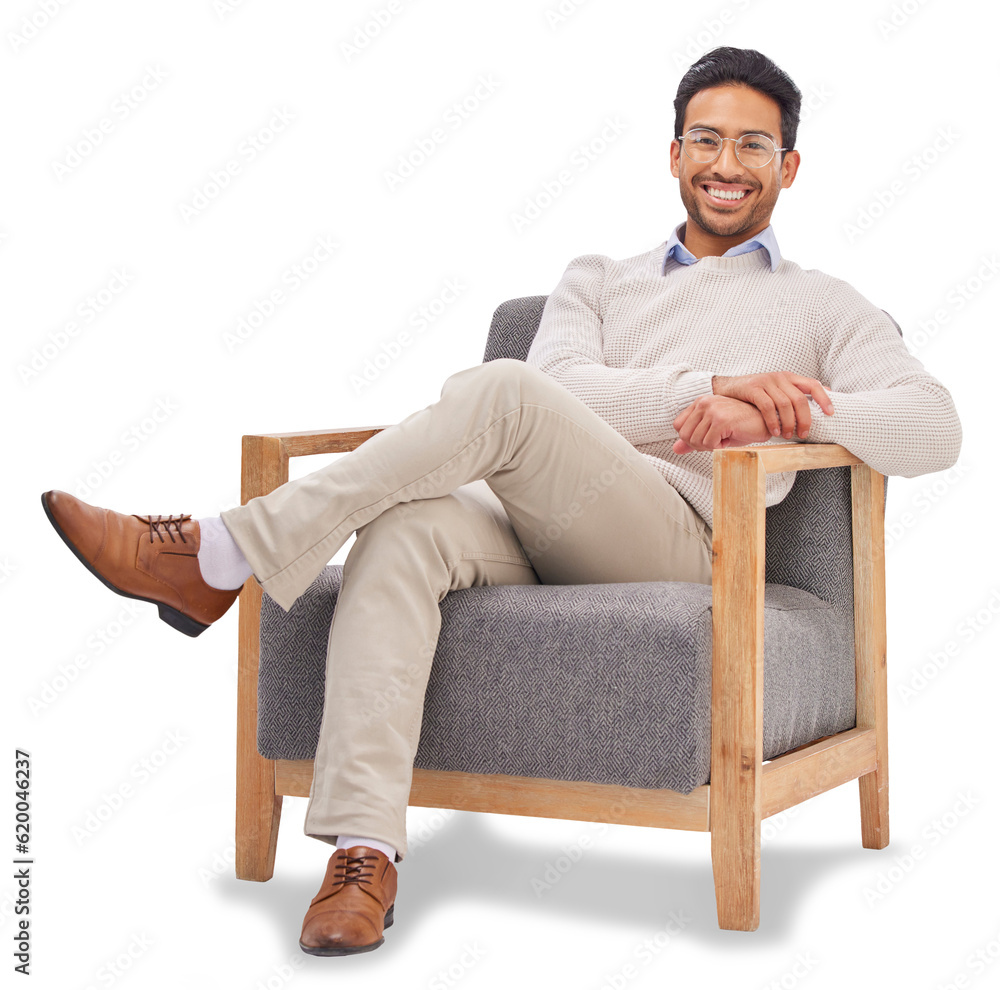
[688,411,713,451]
[696,413,726,451]
[766,386,797,439]
[749,388,781,436]
[791,376,835,415]
[673,438,694,454]
[788,386,812,438]
[705,425,726,450]
[674,412,698,451]
[812,380,834,414]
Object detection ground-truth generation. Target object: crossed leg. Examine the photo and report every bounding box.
[219,359,713,860]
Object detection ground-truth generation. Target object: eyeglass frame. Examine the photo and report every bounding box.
[677,127,788,169]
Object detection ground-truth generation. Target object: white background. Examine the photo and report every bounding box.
[3,0,998,987]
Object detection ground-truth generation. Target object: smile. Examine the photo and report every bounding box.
[700,184,753,204]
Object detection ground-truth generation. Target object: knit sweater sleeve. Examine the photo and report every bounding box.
[525,253,715,445]
[800,279,962,477]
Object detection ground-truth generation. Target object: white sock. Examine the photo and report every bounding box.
[336,834,397,862]
[197,516,253,590]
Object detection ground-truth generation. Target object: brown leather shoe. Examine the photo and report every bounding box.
[299,847,397,956]
[41,490,242,638]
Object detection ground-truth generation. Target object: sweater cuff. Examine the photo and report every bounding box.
[796,396,837,444]
[668,370,716,424]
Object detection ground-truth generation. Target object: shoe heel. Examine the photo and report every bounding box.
[157,603,209,638]
[383,904,394,929]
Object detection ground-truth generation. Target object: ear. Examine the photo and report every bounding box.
[669,138,682,179]
[779,148,801,189]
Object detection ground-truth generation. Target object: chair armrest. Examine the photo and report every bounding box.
[244,425,394,459]
[720,441,862,474]
[240,425,395,513]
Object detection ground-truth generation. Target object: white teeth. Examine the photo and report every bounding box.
[705,186,748,200]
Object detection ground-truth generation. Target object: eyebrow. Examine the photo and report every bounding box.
[686,123,778,142]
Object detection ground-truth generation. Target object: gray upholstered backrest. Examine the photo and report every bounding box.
[483,295,888,617]
[484,295,549,363]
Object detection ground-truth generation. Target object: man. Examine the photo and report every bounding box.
[41,47,961,956]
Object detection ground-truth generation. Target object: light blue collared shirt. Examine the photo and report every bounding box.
[663,221,781,274]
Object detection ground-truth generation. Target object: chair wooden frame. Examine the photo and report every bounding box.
[235,428,888,932]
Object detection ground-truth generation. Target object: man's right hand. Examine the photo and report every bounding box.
[711,372,834,439]
[672,394,774,454]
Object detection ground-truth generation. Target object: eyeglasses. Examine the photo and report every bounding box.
[679,128,787,168]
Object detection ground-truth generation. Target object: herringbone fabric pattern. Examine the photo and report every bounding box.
[259,570,855,791]
[256,295,887,792]
[483,296,548,362]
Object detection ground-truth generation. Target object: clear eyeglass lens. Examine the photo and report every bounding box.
[683,129,776,167]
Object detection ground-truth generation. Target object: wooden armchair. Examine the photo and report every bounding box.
[234,298,888,932]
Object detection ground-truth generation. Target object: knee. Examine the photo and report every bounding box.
[352,498,450,550]
[478,357,558,396]
[347,499,459,587]
[480,357,529,380]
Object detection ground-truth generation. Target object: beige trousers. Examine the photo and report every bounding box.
[220,359,713,861]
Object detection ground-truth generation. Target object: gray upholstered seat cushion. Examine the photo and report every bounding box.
[257,567,855,793]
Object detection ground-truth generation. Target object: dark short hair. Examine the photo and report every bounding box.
[673,47,802,154]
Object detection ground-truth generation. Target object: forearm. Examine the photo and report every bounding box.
[526,349,714,444]
[527,252,715,445]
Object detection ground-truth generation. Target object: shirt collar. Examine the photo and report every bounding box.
[662,221,781,273]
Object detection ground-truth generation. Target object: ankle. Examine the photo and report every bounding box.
[197,516,252,590]
[336,835,397,862]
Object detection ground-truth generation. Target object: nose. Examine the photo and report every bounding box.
[716,137,743,175]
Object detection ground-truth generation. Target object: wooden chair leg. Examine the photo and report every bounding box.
[235,435,289,880]
[852,465,889,849]
[710,449,765,930]
[711,789,762,931]
[236,579,282,880]
[858,766,888,849]
[236,764,281,880]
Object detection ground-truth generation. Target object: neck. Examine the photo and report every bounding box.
[680,218,770,259]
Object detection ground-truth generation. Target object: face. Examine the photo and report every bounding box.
[669,84,800,240]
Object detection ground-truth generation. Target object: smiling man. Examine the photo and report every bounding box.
[526,45,961,528]
[40,46,961,958]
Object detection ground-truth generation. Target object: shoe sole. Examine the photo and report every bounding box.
[298,904,394,957]
[41,492,210,638]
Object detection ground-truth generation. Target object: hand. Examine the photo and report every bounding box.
[672,394,774,454]
[711,372,834,439]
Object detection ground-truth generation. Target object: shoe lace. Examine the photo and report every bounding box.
[133,514,192,544]
[334,854,378,887]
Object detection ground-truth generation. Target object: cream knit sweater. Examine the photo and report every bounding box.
[524,243,962,530]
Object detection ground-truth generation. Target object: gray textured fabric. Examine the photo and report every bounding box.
[257,295,889,792]
[484,295,548,362]
[260,568,855,791]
